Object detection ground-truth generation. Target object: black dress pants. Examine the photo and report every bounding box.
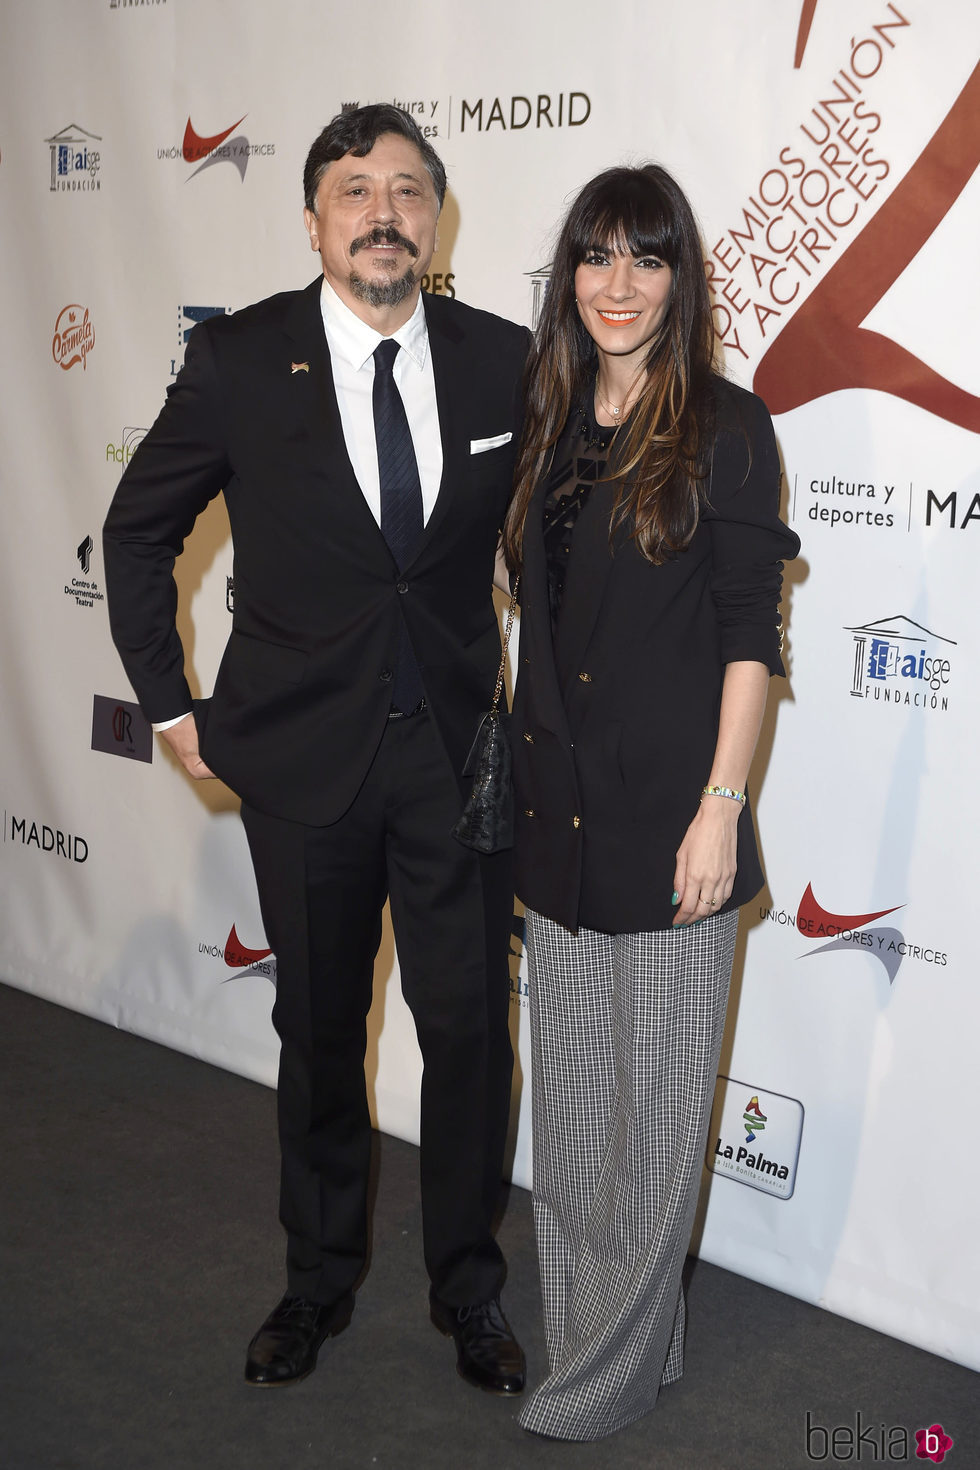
[241,709,514,1308]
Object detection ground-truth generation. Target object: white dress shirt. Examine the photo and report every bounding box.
[154,277,443,732]
[318,276,443,527]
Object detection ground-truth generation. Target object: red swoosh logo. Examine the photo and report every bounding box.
[224,923,272,968]
[183,115,247,164]
[797,883,903,936]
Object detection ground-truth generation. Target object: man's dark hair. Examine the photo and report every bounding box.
[303,105,447,213]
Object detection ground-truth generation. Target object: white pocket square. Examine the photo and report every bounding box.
[470,431,513,454]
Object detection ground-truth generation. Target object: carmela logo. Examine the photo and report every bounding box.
[5,812,88,862]
[52,305,95,371]
[707,1078,804,1200]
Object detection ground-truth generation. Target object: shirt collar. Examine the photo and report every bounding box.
[318,277,429,373]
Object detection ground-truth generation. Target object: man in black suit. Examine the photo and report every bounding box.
[103,105,527,1394]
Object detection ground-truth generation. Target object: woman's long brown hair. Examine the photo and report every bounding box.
[503,164,717,570]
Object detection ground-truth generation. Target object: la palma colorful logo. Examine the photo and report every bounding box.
[743,1096,767,1144]
[708,1079,803,1199]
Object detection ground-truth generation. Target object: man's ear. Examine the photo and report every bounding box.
[303,206,319,252]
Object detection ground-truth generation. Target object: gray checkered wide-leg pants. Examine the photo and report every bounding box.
[518,907,739,1441]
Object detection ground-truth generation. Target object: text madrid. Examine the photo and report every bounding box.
[9,818,88,862]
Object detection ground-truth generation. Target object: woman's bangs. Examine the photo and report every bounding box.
[578,189,675,265]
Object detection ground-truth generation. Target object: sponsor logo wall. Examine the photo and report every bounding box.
[1,0,977,1374]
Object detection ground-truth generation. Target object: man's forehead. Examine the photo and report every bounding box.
[322,136,428,187]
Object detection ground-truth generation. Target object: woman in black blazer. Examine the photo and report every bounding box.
[503,165,800,1440]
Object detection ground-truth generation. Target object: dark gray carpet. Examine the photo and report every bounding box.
[2,982,975,1470]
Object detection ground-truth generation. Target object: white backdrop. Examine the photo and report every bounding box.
[1,0,977,1373]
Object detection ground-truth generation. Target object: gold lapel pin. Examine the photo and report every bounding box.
[290,361,310,374]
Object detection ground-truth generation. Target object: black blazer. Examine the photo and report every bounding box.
[103,280,529,824]
[511,380,801,934]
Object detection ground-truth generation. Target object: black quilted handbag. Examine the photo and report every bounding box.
[452,580,519,854]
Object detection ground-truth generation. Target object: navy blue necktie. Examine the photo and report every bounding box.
[373,339,425,713]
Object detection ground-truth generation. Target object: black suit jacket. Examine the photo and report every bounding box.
[104,280,529,824]
[511,379,801,934]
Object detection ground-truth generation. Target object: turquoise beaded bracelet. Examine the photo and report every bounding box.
[701,784,746,806]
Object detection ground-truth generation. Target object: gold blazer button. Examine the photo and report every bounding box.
[572,815,581,829]
[523,731,534,743]
[524,809,536,818]
[578,671,592,682]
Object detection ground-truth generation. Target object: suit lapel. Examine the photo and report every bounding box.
[282,278,338,467]
[415,294,468,556]
[282,279,394,560]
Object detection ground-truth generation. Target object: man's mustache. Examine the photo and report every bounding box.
[349,226,420,260]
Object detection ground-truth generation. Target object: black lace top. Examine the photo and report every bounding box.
[542,399,617,635]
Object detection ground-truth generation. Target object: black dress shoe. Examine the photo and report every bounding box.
[430,1294,526,1394]
[244,1291,354,1387]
